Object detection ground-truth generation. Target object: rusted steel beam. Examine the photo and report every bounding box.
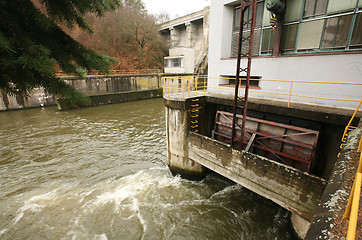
[231,0,258,150]
[231,1,248,146]
[242,0,257,148]
[214,110,319,173]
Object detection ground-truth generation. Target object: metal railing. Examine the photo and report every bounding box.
[339,99,362,158]
[162,75,362,108]
[341,99,362,240]
[56,69,162,77]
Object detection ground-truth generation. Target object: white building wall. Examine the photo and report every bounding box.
[165,48,195,74]
[208,0,362,110]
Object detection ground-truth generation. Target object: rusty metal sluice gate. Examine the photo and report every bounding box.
[213,110,319,173]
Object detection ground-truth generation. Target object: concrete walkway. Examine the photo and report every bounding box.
[306,128,362,239]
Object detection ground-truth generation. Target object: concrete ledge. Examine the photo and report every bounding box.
[306,128,362,239]
[188,132,327,221]
[163,96,206,111]
[205,95,359,126]
[164,94,359,126]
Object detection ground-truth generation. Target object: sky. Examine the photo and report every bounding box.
[143,0,210,19]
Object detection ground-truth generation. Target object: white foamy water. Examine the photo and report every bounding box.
[0,98,295,240]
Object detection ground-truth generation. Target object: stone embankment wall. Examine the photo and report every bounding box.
[0,74,162,111]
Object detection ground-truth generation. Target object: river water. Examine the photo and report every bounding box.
[0,98,296,240]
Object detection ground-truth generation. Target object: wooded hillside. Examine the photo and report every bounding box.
[67,1,168,72]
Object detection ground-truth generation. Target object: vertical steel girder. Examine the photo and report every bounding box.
[231,0,258,148]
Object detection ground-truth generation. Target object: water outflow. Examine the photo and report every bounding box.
[0,98,296,240]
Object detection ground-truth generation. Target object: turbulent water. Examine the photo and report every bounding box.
[0,98,296,240]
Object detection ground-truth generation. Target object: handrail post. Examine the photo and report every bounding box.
[167,77,170,98]
[203,76,206,96]
[188,76,191,98]
[342,99,362,142]
[182,77,185,99]
[288,81,294,108]
[195,76,198,96]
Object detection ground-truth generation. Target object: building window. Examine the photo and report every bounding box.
[231,1,264,57]
[172,58,182,67]
[281,0,362,54]
[297,19,325,51]
[321,14,353,50]
[220,76,261,88]
[284,0,304,23]
[350,13,362,49]
[230,0,362,57]
[261,28,274,54]
[281,24,298,52]
[165,58,183,68]
[327,0,358,14]
[303,0,328,18]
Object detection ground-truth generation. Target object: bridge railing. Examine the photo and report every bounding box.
[162,75,362,110]
[56,69,162,77]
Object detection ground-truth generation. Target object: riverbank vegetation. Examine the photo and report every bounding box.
[67,1,168,72]
[0,0,167,104]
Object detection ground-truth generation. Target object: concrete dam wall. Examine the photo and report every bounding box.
[0,74,162,111]
[164,94,361,238]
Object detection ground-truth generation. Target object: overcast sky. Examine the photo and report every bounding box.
[143,0,210,19]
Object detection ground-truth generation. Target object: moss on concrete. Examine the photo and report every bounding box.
[57,89,162,111]
[306,128,362,239]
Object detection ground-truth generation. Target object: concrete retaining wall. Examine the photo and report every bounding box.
[188,132,327,221]
[57,89,163,111]
[0,88,55,111]
[0,74,162,111]
[63,74,161,96]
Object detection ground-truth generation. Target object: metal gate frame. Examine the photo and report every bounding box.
[213,111,319,173]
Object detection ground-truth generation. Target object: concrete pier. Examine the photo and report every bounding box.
[165,99,205,179]
[164,94,361,239]
[188,132,326,221]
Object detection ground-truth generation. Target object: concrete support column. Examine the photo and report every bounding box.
[185,22,193,48]
[169,27,177,48]
[165,99,205,179]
